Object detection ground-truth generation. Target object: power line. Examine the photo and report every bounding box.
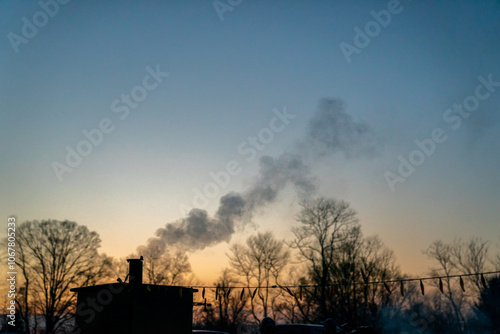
[190,270,500,290]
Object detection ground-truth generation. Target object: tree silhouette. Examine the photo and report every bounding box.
[228,231,290,321]
[14,220,104,333]
[136,240,192,285]
[475,275,500,333]
[290,197,359,321]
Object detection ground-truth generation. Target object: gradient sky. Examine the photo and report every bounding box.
[1,0,500,283]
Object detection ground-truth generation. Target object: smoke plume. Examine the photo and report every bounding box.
[304,98,382,159]
[147,153,316,251]
[244,153,316,212]
[154,192,246,250]
[141,98,381,252]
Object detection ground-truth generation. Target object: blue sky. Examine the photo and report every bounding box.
[1,0,500,282]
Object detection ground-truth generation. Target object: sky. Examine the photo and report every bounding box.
[1,0,500,284]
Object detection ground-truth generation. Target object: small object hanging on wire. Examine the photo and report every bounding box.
[459,276,465,292]
[240,288,245,300]
[202,287,206,299]
[420,280,425,295]
[383,282,392,294]
[400,281,405,297]
[480,274,487,288]
[252,288,258,300]
[439,278,444,294]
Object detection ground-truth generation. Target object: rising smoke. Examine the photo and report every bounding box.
[303,98,382,159]
[140,98,382,253]
[154,192,246,250]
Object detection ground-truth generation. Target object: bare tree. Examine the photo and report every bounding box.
[290,197,358,321]
[494,237,500,270]
[273,266,314,324]
[474,275,500,333]
[425,240,467,333]
[136,240,191,285]
[424,237,495,333]
[355,235,400,325]
[15,220,103,334]
[12,230,34,334]
[290,197,401,328]
[212,269,249,332]
[451,238,489,294]
[227,231,290,322]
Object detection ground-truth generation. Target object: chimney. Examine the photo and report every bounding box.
[127,256,143,284]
